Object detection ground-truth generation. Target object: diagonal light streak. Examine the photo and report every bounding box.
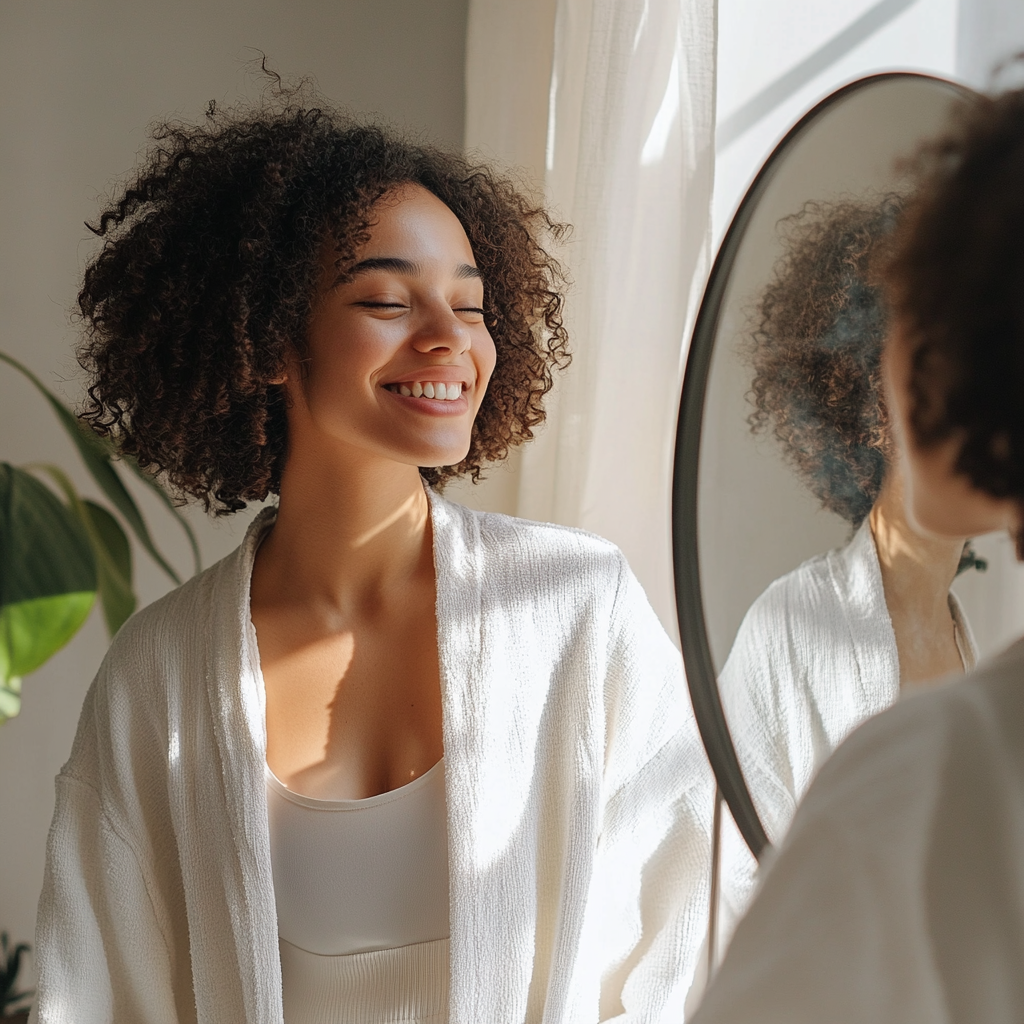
[717,0,920,150]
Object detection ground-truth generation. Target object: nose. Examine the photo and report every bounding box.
[411,302,472,356]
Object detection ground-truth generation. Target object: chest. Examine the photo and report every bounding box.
[256,587,444,800]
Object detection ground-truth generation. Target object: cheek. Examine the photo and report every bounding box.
[902,446,948,530]
[305,319,387,397]
[882,338,946,531]
[476,333,498,393]
[303,353,367,417]
[881,341,911,442]
[903,437,1014,540]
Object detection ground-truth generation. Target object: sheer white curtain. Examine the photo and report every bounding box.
[464,0,717,633]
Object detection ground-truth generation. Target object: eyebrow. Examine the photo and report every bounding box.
[346,256,482,280]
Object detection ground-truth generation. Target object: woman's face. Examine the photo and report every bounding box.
[291,183,496,471]
[882,322,1018,540]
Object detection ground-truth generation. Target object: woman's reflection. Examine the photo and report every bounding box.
[718,194,984,930]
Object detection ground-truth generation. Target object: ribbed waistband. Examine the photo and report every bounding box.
[279,936,449,1023]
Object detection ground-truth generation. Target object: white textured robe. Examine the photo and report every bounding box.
[693,637,1024,1024]
[32,492,713,1024]
[715,519,976,947]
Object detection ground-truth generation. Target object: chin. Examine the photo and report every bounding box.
[407,446,472,472]
[909,509,971,540]
[909,494,1009,541]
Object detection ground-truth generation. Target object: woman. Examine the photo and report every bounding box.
[694,79,1024,1023]
[32,97,712,1023]
[717,196,981,942]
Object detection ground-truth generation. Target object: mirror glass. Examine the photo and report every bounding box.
[702,74,968,685]
[684,70,1024,947]
[686,73,1024,875]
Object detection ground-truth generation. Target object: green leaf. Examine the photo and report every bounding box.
[0,676,21,724]
[0,350,196,583]
[27,464,137,638]
[83,500,136,635]
[0,464,98,710]
[0,464,96,605]
[1,930,33,1011]
[0,594,96,712]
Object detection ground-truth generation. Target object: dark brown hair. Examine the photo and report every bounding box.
[884,84,1024,546]
[77,95,569,513]
[745,195,902,527]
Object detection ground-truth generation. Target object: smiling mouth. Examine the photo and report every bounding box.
[383,381,464,401]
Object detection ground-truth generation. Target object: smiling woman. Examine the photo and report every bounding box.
[33,91,714,1024]
[286,185,498,487]
[76,104,568,509]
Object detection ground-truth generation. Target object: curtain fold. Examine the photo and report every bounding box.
[465,0,717,634]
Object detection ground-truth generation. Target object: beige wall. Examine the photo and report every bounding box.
[0,0,467,968]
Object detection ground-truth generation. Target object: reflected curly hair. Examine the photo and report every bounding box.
[745,194,902,527]
[77,95,569,514]
[884,83,1024,551]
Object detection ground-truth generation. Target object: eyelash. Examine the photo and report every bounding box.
[357,301,486,315]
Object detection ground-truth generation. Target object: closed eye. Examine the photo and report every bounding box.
[355,301,485,317]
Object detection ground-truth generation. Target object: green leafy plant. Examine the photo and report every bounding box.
[0,351,201,723]
[0,932,31,1017]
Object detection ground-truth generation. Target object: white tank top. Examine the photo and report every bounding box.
[266,758,450,1022]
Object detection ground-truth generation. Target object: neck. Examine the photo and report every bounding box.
[869,471,964,621]
[254,440,432,612]
[869,469,968,686]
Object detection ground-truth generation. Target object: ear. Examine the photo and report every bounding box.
[269,344,303,386]
[268,359,291,385]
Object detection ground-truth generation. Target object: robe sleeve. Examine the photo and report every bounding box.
[713,600,800,956]
[690,813,891,1024]
[32,774,182,1024]
[688,682,1000,1024]
[588,558,714,1022]
[32,666,193,1024]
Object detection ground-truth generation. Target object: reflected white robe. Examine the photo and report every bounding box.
[716,518,976,947]
[693,637,1024,1024]
[32,492,713,1024]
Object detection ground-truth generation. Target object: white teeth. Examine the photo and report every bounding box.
[391,381,464,400]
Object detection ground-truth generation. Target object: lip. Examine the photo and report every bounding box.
[380,368,473,388]
[380,387,470,416]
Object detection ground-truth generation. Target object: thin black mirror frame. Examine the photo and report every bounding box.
[672,71,969,861]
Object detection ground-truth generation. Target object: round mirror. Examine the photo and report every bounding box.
[673,73,978,863]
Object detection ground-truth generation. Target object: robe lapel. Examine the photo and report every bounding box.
[197,508,283,1024]
[430,493,488,1023]
[431,494,542,1023]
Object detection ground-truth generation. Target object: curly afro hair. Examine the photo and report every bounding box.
[884,83,1024,553]
[745,194,903,527]
[77,94,569,514]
